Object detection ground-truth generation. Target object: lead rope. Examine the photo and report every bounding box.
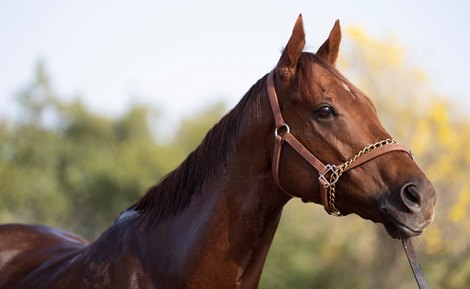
[403,239,429,289]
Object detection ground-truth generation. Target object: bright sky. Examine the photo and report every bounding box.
[1,1,469,127]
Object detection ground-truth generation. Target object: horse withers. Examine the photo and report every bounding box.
[0,15,436,289]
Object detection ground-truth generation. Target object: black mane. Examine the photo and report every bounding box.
[129,76,268,227]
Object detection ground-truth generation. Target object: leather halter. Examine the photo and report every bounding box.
[266,70,412,214]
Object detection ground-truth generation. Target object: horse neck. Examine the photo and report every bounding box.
[131,84,289,288]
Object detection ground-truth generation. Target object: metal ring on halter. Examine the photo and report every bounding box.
[274,123,290,137]
[318,164,337,187]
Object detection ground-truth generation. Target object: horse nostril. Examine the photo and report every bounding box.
[400,184,422,213]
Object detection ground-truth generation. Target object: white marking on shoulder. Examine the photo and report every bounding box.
[115,209,140,223]
[0,249,20,265]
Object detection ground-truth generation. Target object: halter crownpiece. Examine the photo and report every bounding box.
[266,70,412,215]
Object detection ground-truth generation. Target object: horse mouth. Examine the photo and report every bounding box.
[382,210,423,239]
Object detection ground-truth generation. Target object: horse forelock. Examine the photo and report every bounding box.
[128,76,268,228]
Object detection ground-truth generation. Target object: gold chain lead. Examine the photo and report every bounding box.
[327,139,397,215]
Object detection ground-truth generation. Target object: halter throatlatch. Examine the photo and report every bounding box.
[267,70,413,215]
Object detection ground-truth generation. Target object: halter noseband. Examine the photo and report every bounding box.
[267,70,412,215]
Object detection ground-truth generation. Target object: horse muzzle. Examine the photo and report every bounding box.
[380,179,436,239]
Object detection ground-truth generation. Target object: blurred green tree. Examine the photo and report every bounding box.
[0,62,224,238]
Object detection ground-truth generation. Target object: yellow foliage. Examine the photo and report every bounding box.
[409,119,431,156]
[449,186,470,223]
[424,225,443,255]
[465,137,470,163]
[413,68,428,83]
[347,26,404,67]
[429,101,456,148]
[427,156,457,184]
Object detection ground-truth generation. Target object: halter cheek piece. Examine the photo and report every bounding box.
[266,70,413,215]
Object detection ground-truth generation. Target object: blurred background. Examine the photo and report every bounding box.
[1,1,469,288]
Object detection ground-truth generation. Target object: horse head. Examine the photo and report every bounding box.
[270,15,436,239]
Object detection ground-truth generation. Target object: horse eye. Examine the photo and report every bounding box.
[315,105,335,119]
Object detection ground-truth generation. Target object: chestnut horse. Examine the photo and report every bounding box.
[0,15,436,289]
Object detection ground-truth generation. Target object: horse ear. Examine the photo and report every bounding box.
[316,20,341,66]
[277,14,305,79]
